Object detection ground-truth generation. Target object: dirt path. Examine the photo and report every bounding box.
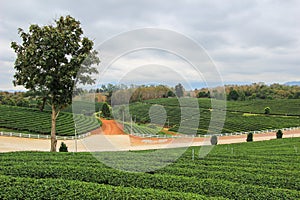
[101,119,126,135]
[1,131,299,152]
[98,119,179,146]
[89,119,127,135]
[1,119,300,152]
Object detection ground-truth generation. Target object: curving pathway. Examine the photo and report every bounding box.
[1,119,300,152]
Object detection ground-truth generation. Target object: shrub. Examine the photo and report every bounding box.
[246,132,253,142]
[210,135,218,145]
[59,142,68,152]
[276,130,283,139]
[101,103,111,118]
[264,107,271,114]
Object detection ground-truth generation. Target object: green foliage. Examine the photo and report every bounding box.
[11,15,99,111]
[167,90,175,97]
[59,142,68,152]
[198,83,300,100]
[210,135,218,145]
[197,91,210,98]
[276,130,283,139]
[227,89,239,101]
[0,92,29,107]
[0,138,300,199]
[264,107,271,114]
[246,132,253,142]
[101,102,111,118]
[11,15,99,151]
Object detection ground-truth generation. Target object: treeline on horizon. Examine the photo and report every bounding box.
[1,82,300,107]
[219,82,300,100]
[92,82,300,102]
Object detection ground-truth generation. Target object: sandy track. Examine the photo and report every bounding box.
[1,131,300,152]
[1,119,300,152]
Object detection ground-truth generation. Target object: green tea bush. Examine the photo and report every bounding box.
[276,130,283,139]
[246,132,253,142]
[210,135,218,145]
[59,142,68,152]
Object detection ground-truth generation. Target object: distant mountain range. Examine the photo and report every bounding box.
[284,81,300,86]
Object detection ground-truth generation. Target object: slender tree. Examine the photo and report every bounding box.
[102,102,111,118]
[11,15,99,151]
[175,83,184,98]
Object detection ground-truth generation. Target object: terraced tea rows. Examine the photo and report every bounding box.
[123,122,165,136]
[226,99,300,115]
[145,98,300,115]
[128,98,300,135]
[0,138,299,199]
[0,105,100,136]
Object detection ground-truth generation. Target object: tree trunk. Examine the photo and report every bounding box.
[50,104,57,152]
[39,97,46,112]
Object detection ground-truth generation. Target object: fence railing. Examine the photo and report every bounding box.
[129,126,300,139]
[0,131,91,140]
[1,126,299,140]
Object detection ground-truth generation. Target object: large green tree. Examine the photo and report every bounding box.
[11,15,99,152]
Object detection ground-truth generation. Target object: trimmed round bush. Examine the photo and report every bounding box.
[276,130,283,139]
[59,142,68,152]
[210,135,218,145]
[246,132,253,142]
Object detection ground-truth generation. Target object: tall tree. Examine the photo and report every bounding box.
[11,15,99,152]
[101,102,111,118]
[175,83,184,98]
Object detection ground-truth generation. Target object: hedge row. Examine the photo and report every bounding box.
[0,175,216,200]
[0,164,299,199]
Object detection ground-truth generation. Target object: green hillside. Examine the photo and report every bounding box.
[0,105,100,136]
[126,98,300,135]
[1,98,300,136]
[0,138,299,199]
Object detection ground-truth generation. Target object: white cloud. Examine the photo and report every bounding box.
[0,0,300,90]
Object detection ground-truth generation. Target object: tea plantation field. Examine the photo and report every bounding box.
[0,138,299,199]
[0,105,100,136]
[1,99,300,136]
[127,98,300,134]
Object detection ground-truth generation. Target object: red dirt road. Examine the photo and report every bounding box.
[90,119,126,135]
[100,119,126,135]
[92,119,175,146]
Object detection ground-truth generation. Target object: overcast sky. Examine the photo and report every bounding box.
[1,0,300,90]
